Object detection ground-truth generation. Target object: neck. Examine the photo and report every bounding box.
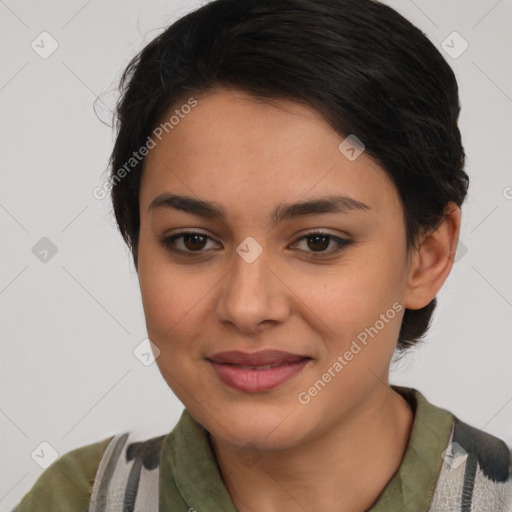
[210,386,414,512]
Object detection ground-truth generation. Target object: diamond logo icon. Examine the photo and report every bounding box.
[236,237,263,263]
[31,31,59,59]
[31,441,59,469]
[441,31,469,59]
[454,239,468,263]
[338,134,365,161]
[236,443,262,468]
[442,441,468,469]
[32,237,58,263]
[133,338,161,366]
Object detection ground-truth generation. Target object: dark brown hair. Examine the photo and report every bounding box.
[105,0,469,356]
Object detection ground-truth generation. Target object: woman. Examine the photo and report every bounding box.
[13,0,512,511]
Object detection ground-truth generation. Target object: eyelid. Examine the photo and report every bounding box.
[290,230,352,255]
[162,230,221,252]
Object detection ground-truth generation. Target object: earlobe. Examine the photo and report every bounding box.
[404,202,461,310]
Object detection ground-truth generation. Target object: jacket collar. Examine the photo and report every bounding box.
[159,386,453,511]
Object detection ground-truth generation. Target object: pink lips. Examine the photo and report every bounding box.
[207,350,311,392]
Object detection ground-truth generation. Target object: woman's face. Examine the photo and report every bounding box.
[137,88,420,450]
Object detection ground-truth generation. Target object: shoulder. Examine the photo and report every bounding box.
[450,415,512,482]
[88,431,167,512]
[429,415,512,512]
[12,434,116,512]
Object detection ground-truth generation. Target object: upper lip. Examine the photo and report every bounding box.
[207,350,310,366]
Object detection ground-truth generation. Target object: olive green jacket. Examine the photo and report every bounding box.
[12,386,512,511]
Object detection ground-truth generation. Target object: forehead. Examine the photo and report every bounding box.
[140,88,402,223]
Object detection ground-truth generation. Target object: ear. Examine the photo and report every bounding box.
[404,202,461,310]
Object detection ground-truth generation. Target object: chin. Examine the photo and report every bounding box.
[198,400,313,451]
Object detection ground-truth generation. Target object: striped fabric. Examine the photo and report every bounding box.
[428,417,512,512]
[88,432,164,512]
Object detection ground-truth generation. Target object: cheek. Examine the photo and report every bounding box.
[298,255,403,324]
[139,269,195,339]
[295,252,405,361]
[137,242,186,336]
[137,249,218,344]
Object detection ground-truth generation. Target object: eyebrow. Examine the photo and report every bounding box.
[148,193,371,223]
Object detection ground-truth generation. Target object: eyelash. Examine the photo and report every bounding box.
[160,230,352,258]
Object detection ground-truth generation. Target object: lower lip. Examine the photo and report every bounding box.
[208,358,311,392]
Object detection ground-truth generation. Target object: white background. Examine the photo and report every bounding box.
[1,0,511,509]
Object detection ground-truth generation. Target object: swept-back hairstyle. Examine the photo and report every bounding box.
[106,0,469,355]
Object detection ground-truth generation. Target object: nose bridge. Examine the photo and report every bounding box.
[218,238,288,331]
[228,237,272,301]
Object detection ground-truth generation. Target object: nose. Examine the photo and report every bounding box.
[216,244,291,335]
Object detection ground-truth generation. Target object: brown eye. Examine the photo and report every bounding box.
[161,232,219,254]
[291,231,352,256]
[161,230,352,258]
[306,233,331,252]
[181,233,208,251]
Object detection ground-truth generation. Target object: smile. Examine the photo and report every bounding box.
[207,357,311,392]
